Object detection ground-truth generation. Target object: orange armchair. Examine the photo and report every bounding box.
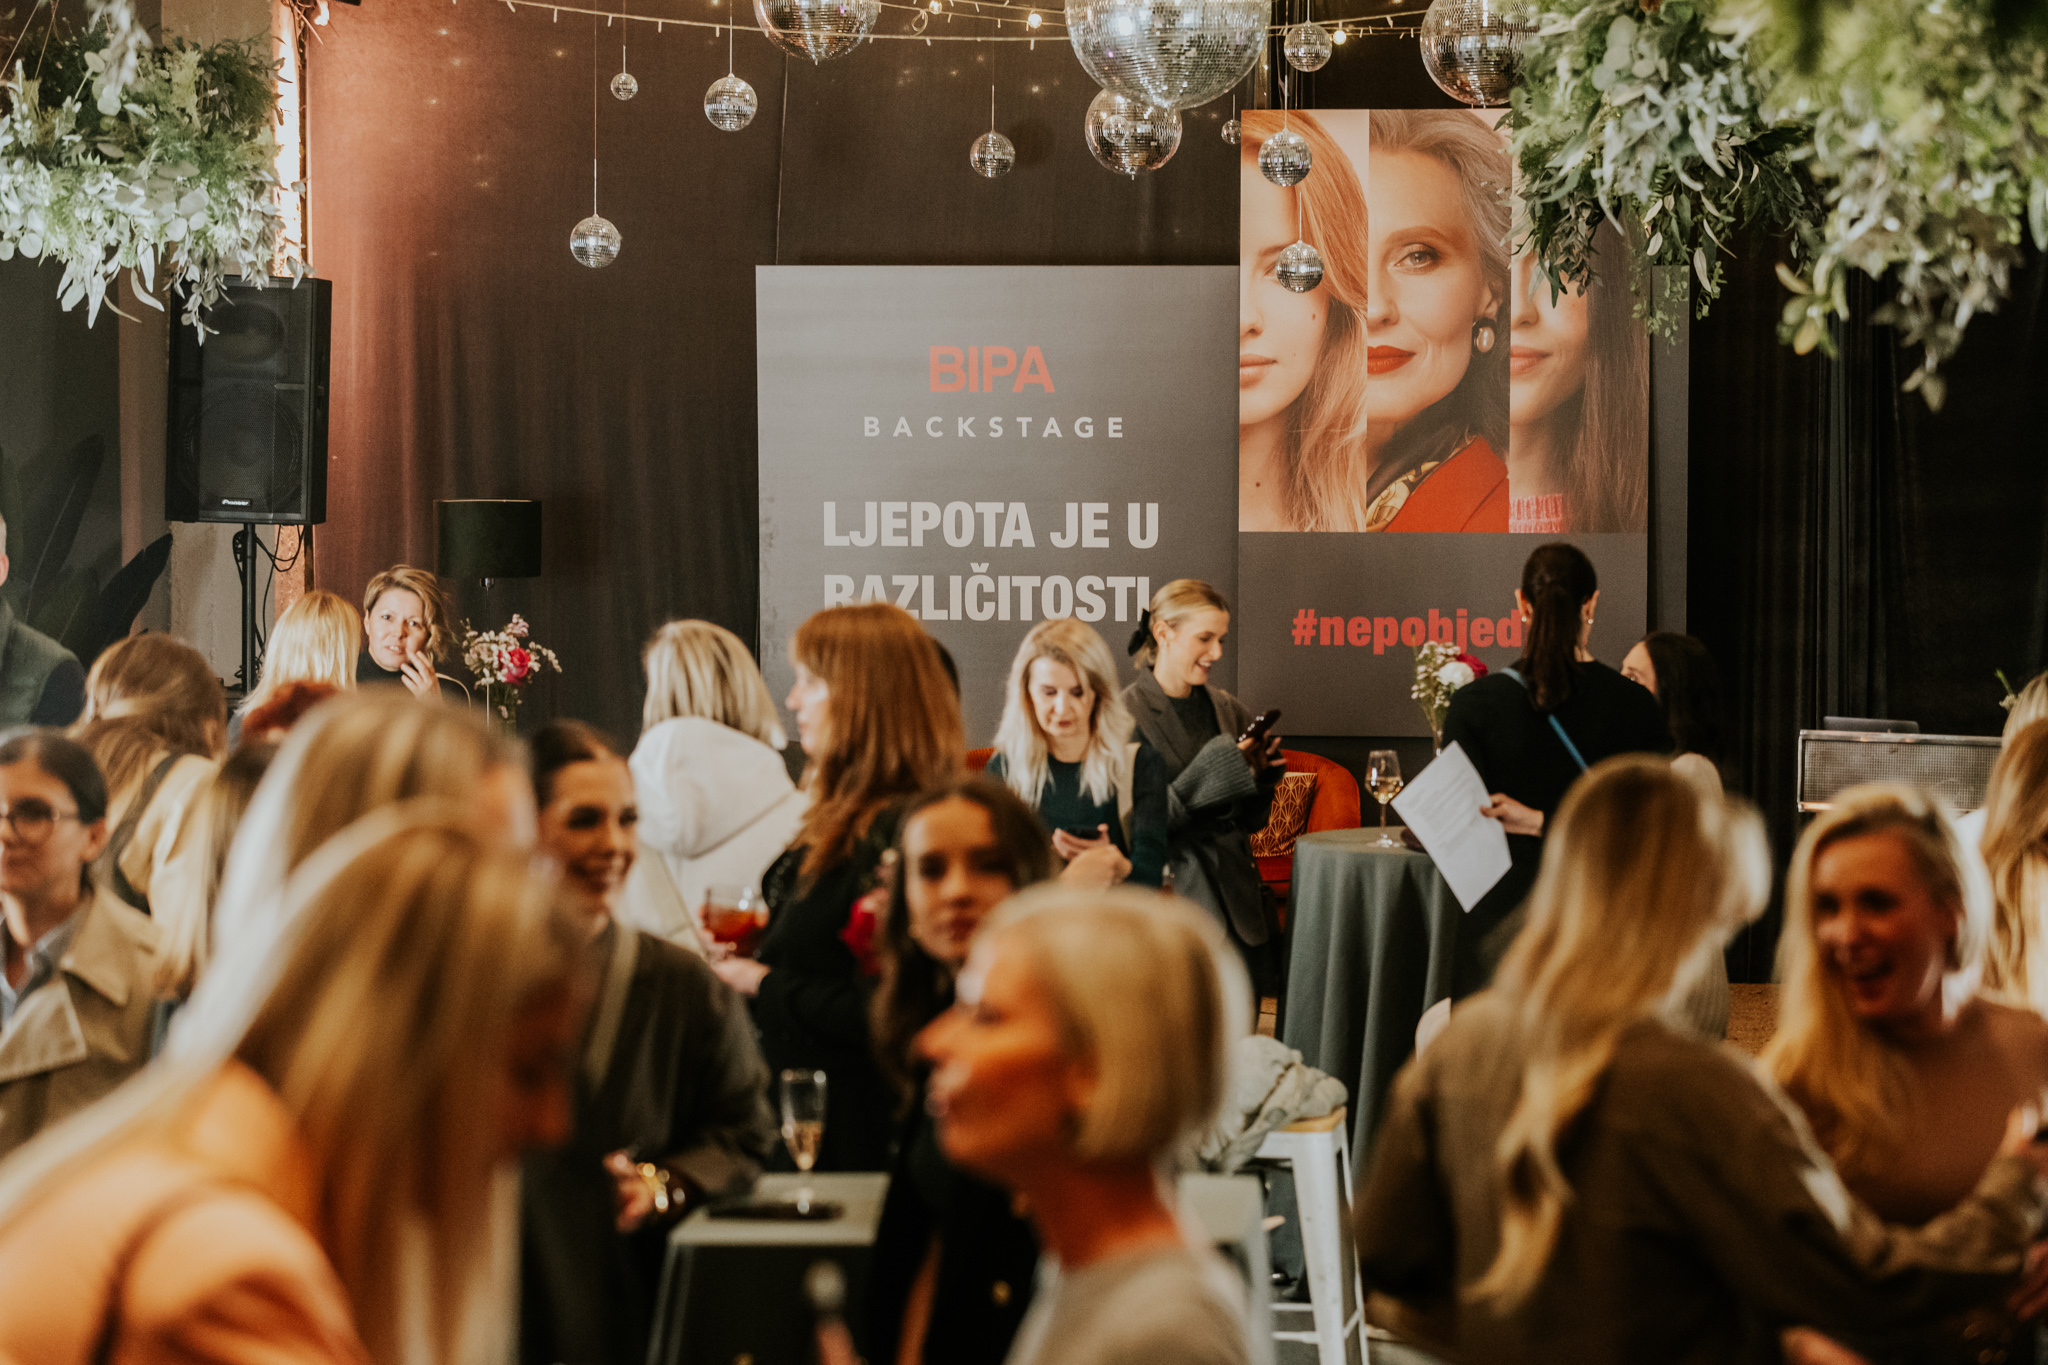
[1256,749,1363,909]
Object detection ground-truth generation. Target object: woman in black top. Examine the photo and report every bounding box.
[986,619,1169,887]
[711,602,963,1172]
[518,721,777,1365]
[1120,579,1285,990]
[1442,543,1670,994]
[866,779,1058,1365]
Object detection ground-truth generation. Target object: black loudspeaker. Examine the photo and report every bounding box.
[165,277,331,524]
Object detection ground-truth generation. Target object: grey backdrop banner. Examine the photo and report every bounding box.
[757,266,1239,744]
[1237,534,1649,735]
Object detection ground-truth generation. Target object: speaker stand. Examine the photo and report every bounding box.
[233,523,260,695]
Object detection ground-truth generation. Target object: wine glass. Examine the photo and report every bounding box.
[1367,749,1404,847]
[780,1069,827,1212]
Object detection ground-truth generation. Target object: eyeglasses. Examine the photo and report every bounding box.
[0,801,83,842]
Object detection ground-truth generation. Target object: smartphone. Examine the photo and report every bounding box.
[1238,709,1283,746]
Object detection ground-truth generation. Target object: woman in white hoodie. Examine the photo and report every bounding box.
[624,622,808,946]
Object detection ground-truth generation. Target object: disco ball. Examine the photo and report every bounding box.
[1276,240,1324,292]
[1221,115,1240,145]
[1283,21,1331,72]
[1419,0,1533,107]
[1064,0,1265,111]
[970,130,1017,178]
[754,0,881,63]
[610,70,639,100]
[1084,88,1181,176]
[1257,126,1311,186]
[571,215,621,269]
[705,74,759,131]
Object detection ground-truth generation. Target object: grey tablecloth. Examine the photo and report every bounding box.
[1280,829,1461,1183]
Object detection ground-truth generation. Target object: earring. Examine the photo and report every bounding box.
[1473,321,1497,354]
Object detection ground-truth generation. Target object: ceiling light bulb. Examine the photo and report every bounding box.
[1331,24,1346,41]
[1026,10,1042,25]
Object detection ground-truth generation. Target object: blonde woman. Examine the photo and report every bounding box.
[1356,756,2048,1362]
[627,620,806,924]
[0,812,583,1365]
[232,590,361,743]
[68,634,226,918]
[358,565,467,702]
[1983,720,2048,1010]
[209,689,533,959]
[1768,786,2048,1217]
[989,619,1167,887]
[1122,580,1283,984]
[1956,675,2048,847]
[918,886,1253,1365]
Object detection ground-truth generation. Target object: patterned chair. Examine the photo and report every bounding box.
[1254,750,1363,912]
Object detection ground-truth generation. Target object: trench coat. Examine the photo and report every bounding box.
[0,887,160,1161]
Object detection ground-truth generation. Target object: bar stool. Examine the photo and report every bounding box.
[1257,1108,1365,1365]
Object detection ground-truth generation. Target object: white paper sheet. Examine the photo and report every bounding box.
[1390,741,1512,912]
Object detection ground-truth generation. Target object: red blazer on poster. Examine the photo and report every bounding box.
[1379,438,1510,533]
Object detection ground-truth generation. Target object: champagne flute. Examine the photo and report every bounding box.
[780,1069,827,1212]
[1368,749,1404,847]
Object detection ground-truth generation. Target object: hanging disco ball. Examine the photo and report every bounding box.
[705,74,759,130]
[1084,88,1181,176]
[1221,115,1240,145]
[1282,22,1331,72]
[970,130,1017,178]
[571,215,621,269]
[754,0,881,63]
[1257,126,1311,186]
[1419,0,1534,107]
[1064,0,1265,112]
[611,70,639,100]
[1275,240,1324,292]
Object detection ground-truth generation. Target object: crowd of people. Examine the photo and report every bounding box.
[3,543,2048,1365]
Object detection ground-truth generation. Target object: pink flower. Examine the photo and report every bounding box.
[506,647,533,684]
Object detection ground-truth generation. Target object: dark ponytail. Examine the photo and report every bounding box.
[1517,543,1598,714]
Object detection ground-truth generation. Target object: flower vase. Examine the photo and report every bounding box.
[482,683,520,738]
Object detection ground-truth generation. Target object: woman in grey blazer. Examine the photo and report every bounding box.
[1120,580,1284,990]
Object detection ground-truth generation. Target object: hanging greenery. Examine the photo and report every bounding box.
[1508,0,1815,337]
[0,0,303,329]
[1768,0,2048,409]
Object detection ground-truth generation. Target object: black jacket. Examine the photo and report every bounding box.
[519,925,776,1365]
[750,809,902,1172]
[1122,669,1278,948]
[1440,660,1671,991]
[867,1079,1040,1365]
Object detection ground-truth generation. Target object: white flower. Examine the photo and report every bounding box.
[1437,660,1476,690]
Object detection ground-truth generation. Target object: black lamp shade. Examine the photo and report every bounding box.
[437,500,543,580]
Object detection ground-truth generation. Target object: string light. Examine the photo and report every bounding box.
[1025,10,1040,25]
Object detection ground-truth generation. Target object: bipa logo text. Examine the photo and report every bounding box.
[929,346,1055,393]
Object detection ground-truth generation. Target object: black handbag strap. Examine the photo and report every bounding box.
[97,754,181,913]
[91,1178,241,1365]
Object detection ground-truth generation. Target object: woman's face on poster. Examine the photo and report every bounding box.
[1239,159,1326,430]
[1509,247,1591,429]
[1364,149,1495,437]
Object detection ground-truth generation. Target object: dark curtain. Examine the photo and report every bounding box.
[1692,236,2048,979]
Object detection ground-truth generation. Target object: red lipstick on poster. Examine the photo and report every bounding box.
[1366,346,1413,375]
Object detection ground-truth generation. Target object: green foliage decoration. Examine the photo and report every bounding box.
[0,0,304,329]
[1508,0,1816,337]
[1768,0,2048,410]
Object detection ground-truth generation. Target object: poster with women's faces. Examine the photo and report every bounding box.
[1236,109,1654,735]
